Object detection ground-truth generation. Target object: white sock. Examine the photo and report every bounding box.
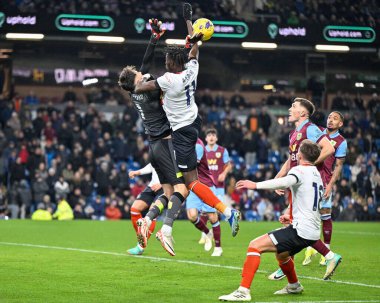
[223,207,232,219]
[238,286,250,293]
[161,224,172,236]
[325,243,330,249]
[289,282,300,287]
[137,243,144,250]
[325,251,334,260]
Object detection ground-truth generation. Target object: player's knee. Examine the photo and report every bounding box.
[208,213,218,224]
[174,184,189,198]
[187,209,198,222]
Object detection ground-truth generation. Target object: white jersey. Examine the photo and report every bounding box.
[139,163,160,187]
[156,59,199,131]
[287,165,323,240]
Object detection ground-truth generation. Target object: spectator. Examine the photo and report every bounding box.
[91,195,105,220]
[105,199,122,220]
[53,196,74,220]
[54,175,70,200]
[31,203,53,221]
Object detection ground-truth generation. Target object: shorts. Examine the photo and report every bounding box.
[172,116,202,172]
[268,225,317,256]
[137,186,164,206]
[214,187,225,203]
[321,191,332,209]
[149,138,184,185]
[186,186,217,213]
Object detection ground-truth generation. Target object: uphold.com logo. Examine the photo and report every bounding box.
[134,18,145,33]
[267,23,278,39]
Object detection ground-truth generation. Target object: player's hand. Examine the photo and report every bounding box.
[236,180,257,190]
[185,33,203,49]
[128,171,139,179]
[279,214,291,225]
[151,183,162,192]
[275,189,285,196]
[183,3,192,21]
[217,173,226,183]
[149,18,165,40]
[323,184,332,199]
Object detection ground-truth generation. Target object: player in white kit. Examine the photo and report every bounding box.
[219,140,341,302]
[127,163,164,255]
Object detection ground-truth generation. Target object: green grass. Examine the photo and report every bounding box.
[0,220,380,302]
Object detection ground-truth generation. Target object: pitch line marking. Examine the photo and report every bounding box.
[334,231,380,236]
[1,241,380,290]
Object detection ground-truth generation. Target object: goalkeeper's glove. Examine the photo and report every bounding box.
[185,32,203,49]
[149,18,165,41]
[183,3,192,22]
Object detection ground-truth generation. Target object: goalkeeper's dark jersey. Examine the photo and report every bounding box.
[130,75,170,140]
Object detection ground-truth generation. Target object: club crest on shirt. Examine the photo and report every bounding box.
[216,152,221,158]
[330,140,337,146]
[296,133,302,140]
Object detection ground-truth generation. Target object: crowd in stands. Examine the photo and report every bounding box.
[3,0,379,25]
[0,86,379,222]
[254,0,380,26]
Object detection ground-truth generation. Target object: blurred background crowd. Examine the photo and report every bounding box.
[0,85,379,222]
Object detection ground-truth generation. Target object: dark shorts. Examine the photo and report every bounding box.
[149,138,184,185]
[137,186,164,206]
[172,116,202,172]
[268,225,317,256]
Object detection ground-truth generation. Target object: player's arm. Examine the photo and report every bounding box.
[183,2,201,61]
[275,157,290,178]
[129,163,153,178]
[235,174,298,191]
[134,78,158,93]
[218,149,232,182]
[306,125,334,165]
[324,157,345,199]
[140,19,165,74]
[315,137,334,165]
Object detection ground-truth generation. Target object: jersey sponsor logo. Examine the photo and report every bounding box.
[215,152,221,158]
[296,133,302,140]
[208,159,217,165]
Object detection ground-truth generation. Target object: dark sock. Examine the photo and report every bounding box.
[163,192,185,227]
[146,195,169,221]
[193,216,209,234]
[200,212,208,226]
[212,221,221,247]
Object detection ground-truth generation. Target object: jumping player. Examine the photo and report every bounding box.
[219,140,340,302]
[118,19,189,254]
[127,163,163,255]
[303,111,347,265]
[186,138,223,257]
[135,3,240,256]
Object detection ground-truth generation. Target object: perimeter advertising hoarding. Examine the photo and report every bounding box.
[0,12,378,45]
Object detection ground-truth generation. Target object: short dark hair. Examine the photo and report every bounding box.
[118,65,137,92]
[331,111,344,122]
[164,46,188,68]
[206,128,218,136]
[294,98,315,116]
[299,139,321,163]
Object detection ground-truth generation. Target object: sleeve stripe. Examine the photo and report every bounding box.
[289,173,299,184]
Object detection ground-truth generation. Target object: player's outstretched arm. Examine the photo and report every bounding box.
[183,2,201,60]
[324,157,345,199]
[134,78,157,93]
[140,18,165,74]
[236,175,298,191]
[315,137,335,165]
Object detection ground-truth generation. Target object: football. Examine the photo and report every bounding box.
[192,18,214,41]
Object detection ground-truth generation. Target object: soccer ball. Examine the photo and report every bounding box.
[192,18,214,41]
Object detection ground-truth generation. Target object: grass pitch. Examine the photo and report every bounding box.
[1,220,379,302]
